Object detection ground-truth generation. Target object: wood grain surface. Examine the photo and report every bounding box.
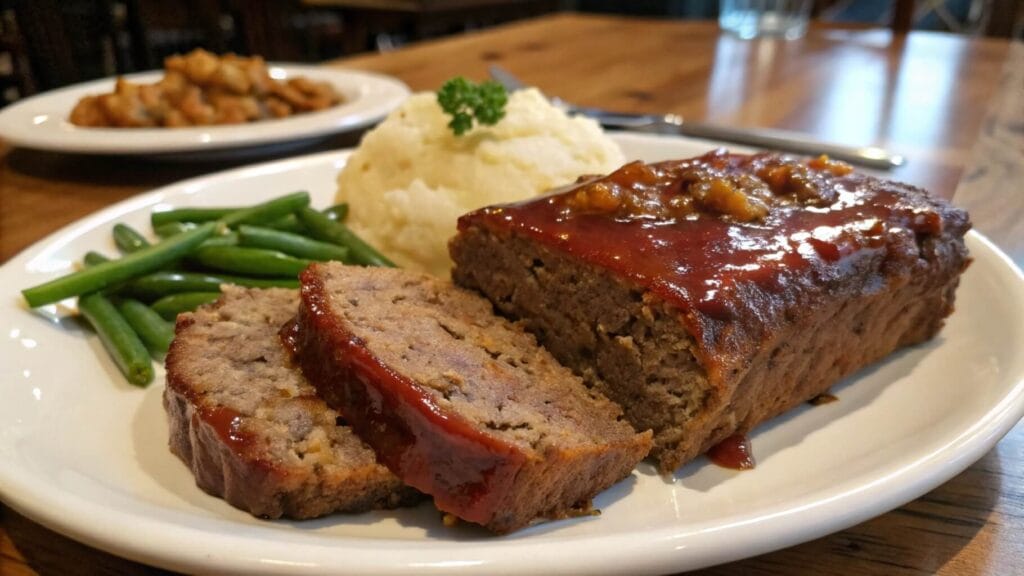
[1,13,1021,576]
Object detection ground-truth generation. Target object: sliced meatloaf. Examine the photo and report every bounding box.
[294,263,652,533]
[164,285,420,519]
[450,150,972,473]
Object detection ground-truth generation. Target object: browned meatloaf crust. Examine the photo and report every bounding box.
[163,286,420,519]
[450,150,972,473]
[294,263,652,533]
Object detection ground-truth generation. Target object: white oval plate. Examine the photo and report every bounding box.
[0,65,409,156]
[1,134,1022,575]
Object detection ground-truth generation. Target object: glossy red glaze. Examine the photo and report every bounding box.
[458,150,959,381]
[166,315,261,459]
[279,316,300,358]
[294,268,526,526]
[707,433,755,470]
[200,406,253,452]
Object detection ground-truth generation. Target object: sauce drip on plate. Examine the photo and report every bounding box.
[707,434,755,470]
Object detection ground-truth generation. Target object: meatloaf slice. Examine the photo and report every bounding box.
[450,150,972,473]
[295,263,652,533]
[164,286,420,519]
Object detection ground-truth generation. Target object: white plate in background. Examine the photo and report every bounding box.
[0,134,1022,575]
[0,65,409,157]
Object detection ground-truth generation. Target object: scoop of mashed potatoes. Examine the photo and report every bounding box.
[335,88,624,276]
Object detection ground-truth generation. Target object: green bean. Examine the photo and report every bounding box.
[152,207,236,227]
[323,203,349,222]
[153,203,307,231]
[218,191,310,228]
[83,251,111,267]
[265,214,307,235]
[145,227,233,276]
[152,205,307,229]
[78,292,154,387]
[297,208,395,267]
[193,246,312,277]
[22,223,218,308]
[156,226,235,247]
[155,223,235,250]
[151,292,221,320]
[113,224,150,253]
[120,271,299,299]
[153,193,307,239]
[118,299,175,355]
[238,225,351,263]
[154,221,197,238]
[198,231,239,249]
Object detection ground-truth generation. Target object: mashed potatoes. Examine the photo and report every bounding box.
[335,88,624,276]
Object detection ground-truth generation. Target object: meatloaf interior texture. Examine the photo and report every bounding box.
[295,263,652,533]
[450,150,971,473]
[164,286,420,519]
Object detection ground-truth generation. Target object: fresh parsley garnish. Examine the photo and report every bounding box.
[437,77,508,136]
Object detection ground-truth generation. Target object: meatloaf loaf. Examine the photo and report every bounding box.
[164,286,420,518]
[294,263,652,533]
[450,150,971,473]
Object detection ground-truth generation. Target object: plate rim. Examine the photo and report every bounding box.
[0,65,410,154]
[1,140,1023,575]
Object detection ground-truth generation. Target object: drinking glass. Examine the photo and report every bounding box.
[719,0,814,40]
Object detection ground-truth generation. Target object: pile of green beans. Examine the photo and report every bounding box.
[298,208,395,267]
[20,192,384,387]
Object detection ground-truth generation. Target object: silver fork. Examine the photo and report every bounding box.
[489,65,904,170]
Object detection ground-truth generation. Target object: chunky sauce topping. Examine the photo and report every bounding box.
[563,153,856,223]
[707,434,755,470]
[459,150,945,375]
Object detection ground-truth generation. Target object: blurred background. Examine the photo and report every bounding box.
[1,0,1021,108]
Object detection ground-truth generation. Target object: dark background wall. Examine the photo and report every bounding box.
[1,0,1019,108]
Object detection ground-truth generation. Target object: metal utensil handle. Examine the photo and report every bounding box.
[668,121,905,170]
[489,64,904,171]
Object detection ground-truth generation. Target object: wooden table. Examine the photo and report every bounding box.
[1,13,1021,576]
